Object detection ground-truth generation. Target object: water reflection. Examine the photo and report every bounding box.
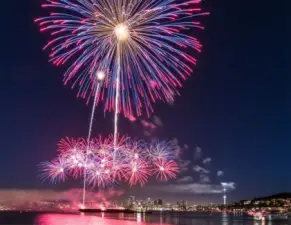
[253,220,289,225]
[221,212,228,225]
[35,214,160,225]
[34,212,291,225]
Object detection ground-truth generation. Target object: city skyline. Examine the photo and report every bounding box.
[0,182,253,206]
[0,188,223,208]
[0,188,290,212]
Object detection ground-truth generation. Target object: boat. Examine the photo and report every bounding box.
[79,208,134,213]
[253,212,265,221]
[79,208,152,214]
[266,210,288,220]
[252,210,288,221]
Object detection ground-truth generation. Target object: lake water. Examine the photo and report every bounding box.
[0,211,290,225]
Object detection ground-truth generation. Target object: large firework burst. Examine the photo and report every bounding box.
[36,0,208,117]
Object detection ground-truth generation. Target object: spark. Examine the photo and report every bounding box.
[114,24,129,42]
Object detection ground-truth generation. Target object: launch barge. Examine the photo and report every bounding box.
[79,208,152,214]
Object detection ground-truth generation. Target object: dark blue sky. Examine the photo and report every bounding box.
[0,0,289,203]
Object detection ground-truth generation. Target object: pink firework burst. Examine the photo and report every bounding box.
[38,157,67,184]
[38,135,181,187]
[125,159,151,187]
[58,137,85,153]
[153,160,179,181]
[87,167,113,188]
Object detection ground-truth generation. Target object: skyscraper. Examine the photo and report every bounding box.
[128,196,136,207]
[179,200,187,210]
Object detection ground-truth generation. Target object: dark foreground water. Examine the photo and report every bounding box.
[0,211,290,225]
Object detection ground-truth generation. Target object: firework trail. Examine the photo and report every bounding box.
[114,44,121,151]
[83,75,102,206]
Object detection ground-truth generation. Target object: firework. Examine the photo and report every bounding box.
[38,157,68,184]
[125,159,151,186]
[146,140,179,161]
[39,135,180,187]
[153,159,179,181]
[36,0,208,117]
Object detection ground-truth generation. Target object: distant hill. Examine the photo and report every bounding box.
[253,193,291,201]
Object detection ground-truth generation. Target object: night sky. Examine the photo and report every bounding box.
[0,0,289,204]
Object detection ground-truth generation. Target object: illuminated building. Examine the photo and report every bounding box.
[128,196,136,208]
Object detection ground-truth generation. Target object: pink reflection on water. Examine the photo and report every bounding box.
[36,214,165,225]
